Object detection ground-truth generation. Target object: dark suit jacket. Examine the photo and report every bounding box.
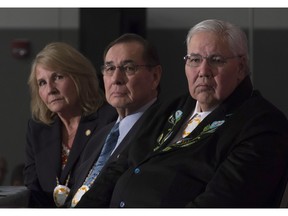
[66,99,161,206]
[24,103,117,207]
[76,76,288,208]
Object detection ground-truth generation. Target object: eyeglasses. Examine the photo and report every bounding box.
[101,63,155,76]
[184,54,242,68]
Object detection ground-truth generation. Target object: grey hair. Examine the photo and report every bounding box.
[186,19,249,74]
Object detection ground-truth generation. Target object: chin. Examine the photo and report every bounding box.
[196,93,215,103]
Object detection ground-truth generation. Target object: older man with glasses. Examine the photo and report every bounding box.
[75,19,288,208]
[64,33,162,207]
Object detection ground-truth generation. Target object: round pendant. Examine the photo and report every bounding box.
[71,185,89,207]
[53,184,71,207]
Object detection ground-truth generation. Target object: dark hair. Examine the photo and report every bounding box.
[103,33,160,66]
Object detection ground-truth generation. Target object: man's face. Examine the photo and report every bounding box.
[103,42,160,116]
[185,31,245,111]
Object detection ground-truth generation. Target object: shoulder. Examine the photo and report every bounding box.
[27,118,56,132]
[134,93,193,138]
[81,102,118,124]
[140,93,193,126]
[226,90,288,136]
[26,118,60,142]
[160,92,191,107]
[156,92,194,117]
[245,91,287,120]
[96,102,118,122]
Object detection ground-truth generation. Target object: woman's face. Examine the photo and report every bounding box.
[35,64,81,116]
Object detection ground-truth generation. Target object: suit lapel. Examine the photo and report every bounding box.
[109,114,145,160]
[60,113,99,183]
[153,97,196,152]
[152,76,253,154]
[73,122,115,190]
[161,108,229,152]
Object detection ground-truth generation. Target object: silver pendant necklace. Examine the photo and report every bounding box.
[53,173,71,207]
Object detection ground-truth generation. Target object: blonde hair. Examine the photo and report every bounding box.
[28,42,104,125]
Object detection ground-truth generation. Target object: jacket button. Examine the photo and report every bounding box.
[134,168,140,174]
[120,201,125,207]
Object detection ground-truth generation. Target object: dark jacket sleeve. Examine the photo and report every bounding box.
[24,120,55,207]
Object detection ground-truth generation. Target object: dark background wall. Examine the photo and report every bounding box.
[253,28,288,112]
[0,9,79,185]
[79,8,146,90]
[0,8,287,185]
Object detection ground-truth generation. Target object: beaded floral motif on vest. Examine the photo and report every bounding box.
[154,109,226,152]
[154,110,183,151]
[161,119,225,152]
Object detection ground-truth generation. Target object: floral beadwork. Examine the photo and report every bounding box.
[154,108,226,152]
[161,120,225,152]
[154,110,183,151]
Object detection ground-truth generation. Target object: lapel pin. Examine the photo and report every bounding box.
[85,129,91,136]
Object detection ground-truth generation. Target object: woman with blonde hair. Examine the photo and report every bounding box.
[24,42,117,207]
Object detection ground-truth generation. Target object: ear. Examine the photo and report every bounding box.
[151,65,162,90]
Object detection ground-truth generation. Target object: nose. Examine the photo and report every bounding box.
[47,81,58,94]
[111,67,126,84]
[198,59,213,79]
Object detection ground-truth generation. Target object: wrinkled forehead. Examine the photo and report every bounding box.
[105,42,145,63]
[187,32,232,55]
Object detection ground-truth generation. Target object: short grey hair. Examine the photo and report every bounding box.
[186,19,249,74]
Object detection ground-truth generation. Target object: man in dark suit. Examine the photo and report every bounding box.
[65,33,162,207]
[75,19,288,208]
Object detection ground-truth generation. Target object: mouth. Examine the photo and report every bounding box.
[197,83,210,87]
[195,84,214,92]
[111,91,126,97]
[111,89,126,96]
[49,98,63,104]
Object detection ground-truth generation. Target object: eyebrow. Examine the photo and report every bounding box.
[189,52,223,56]
[104,60,135,65]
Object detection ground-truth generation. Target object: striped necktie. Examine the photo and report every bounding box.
[89,122,120,177]
[71,122,120,207]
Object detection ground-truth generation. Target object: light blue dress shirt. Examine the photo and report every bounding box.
[111,98,157,154]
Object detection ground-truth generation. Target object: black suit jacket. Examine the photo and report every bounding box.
[24,103,117,207]
[66,99,161,206]
[76,76,288,208]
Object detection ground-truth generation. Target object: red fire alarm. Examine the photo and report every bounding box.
[11,39,30,59]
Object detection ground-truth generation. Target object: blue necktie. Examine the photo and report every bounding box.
[70,122,120,207]
[85,122,120,183]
